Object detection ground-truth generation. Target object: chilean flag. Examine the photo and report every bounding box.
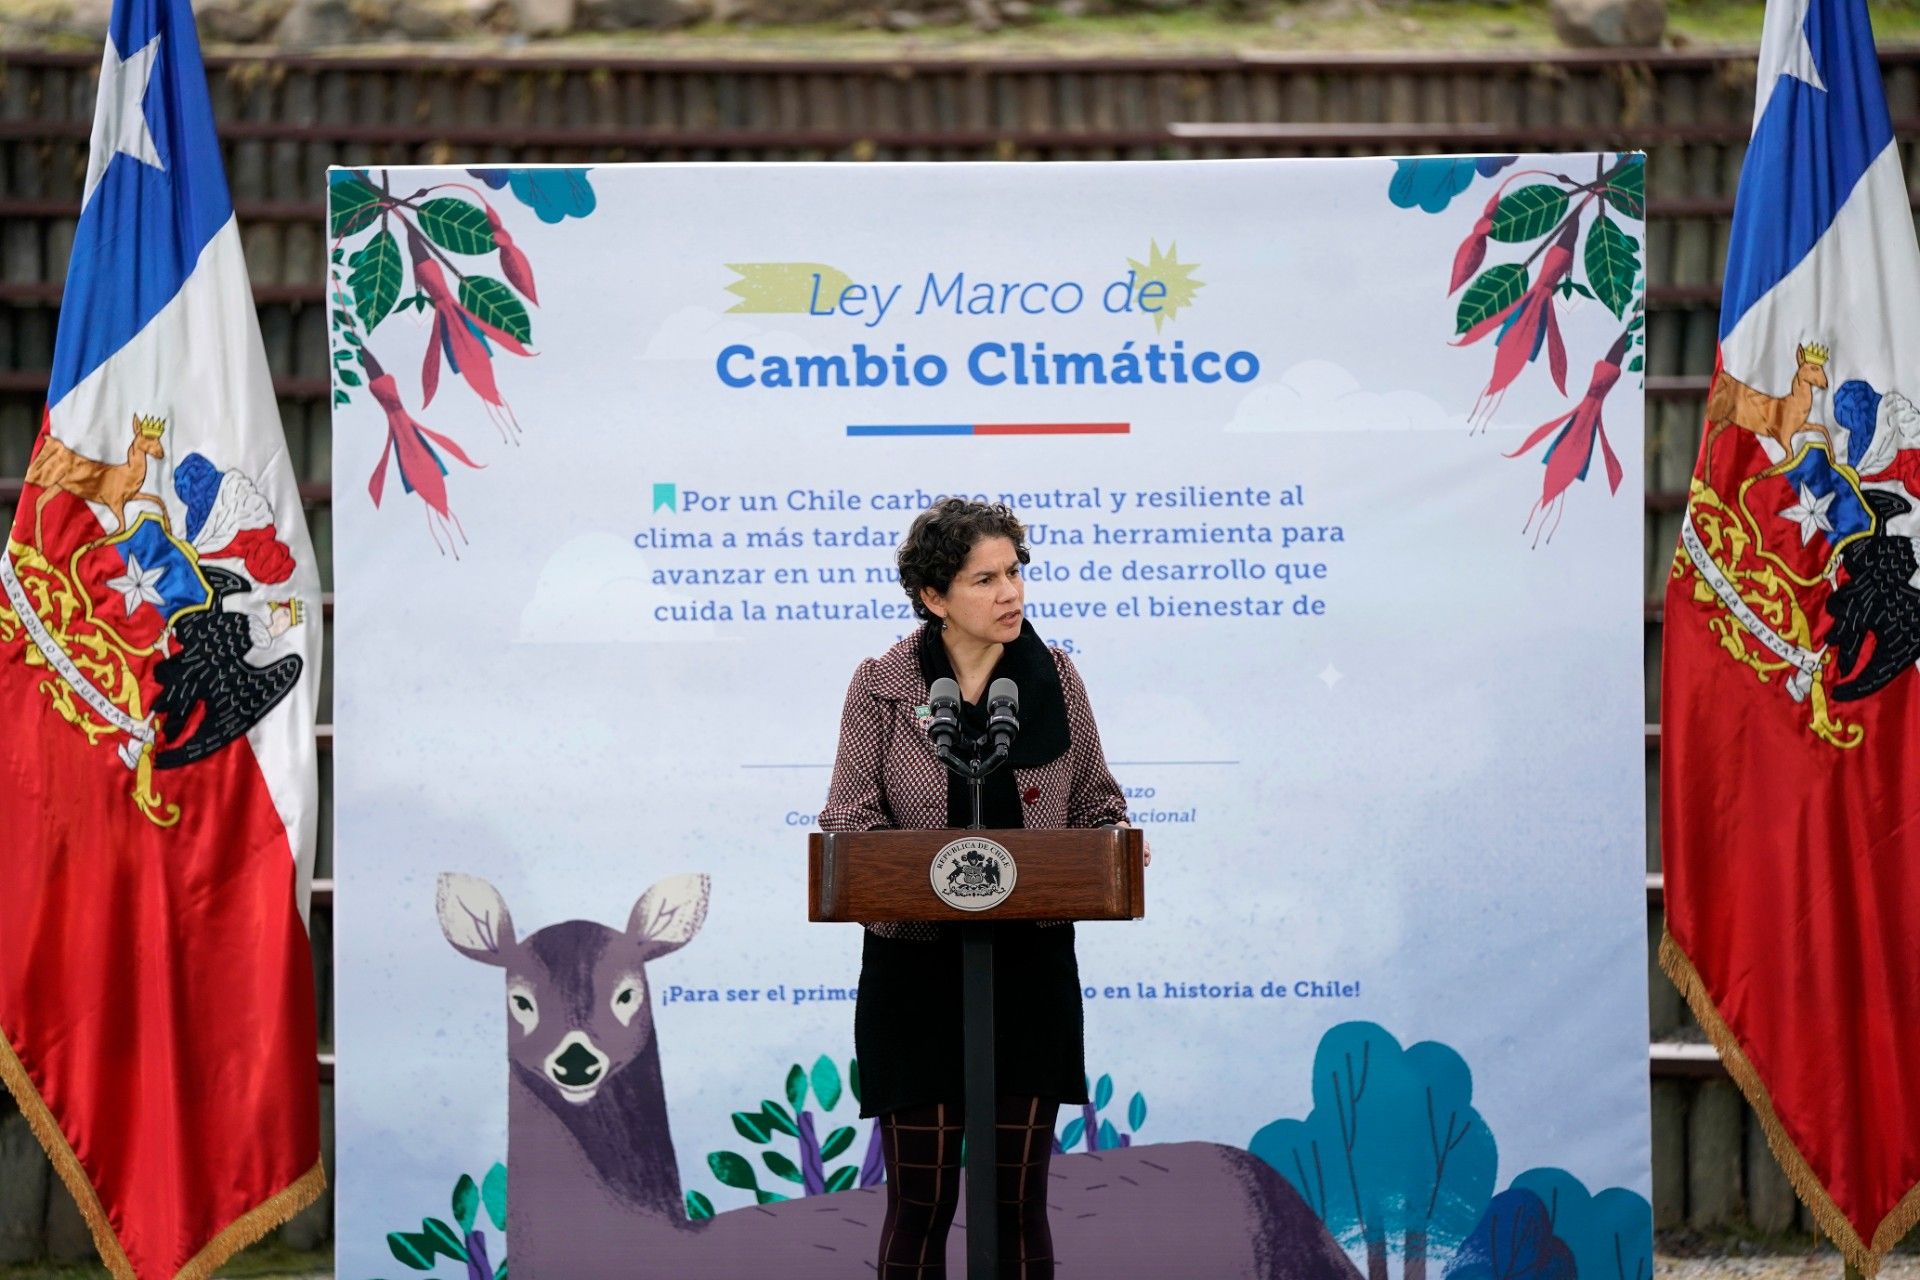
[1662,0,1920,1271]
[0,0,324,1271]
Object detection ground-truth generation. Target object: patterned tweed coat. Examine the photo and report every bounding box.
[819,623,1129,862]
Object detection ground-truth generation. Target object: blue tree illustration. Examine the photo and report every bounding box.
[1508,1168,1652,1280]
[1393,1041,1498,1280]
[1249,1023,1497,1280]
[1444,1188,1574,1280]
[1249,1022,1652,1280]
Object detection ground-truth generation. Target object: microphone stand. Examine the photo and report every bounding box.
[932,740,1009,831]
[929,728,1013,1280]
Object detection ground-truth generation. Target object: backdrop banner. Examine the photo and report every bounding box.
[331,157,1652,1280]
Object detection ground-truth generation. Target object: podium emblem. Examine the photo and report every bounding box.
[930,837,1017,911]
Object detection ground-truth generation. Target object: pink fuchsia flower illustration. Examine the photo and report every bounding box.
[364,348,484,556]
[408,227,534,442]
[1457,219,1580,426]
[1504,332,1629,545]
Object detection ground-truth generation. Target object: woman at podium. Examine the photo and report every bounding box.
[819,497,1132,1280]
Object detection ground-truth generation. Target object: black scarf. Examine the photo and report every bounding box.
[916,620,1069,830]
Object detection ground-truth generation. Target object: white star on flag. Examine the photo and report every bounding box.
[82,33,166,209]
[106,554,165,615]
[1779,482,1837,544]
[1752,0,1826,131]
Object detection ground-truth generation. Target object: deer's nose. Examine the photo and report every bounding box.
[551,1041,603,1086]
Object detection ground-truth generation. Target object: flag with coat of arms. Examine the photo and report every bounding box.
[0,0,325,1272]
[1662,0,1920,1270]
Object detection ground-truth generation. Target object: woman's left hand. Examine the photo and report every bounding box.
[1116,819,1151,867]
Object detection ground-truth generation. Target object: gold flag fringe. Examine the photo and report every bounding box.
[1659,929,1920,1276]
[0,1026,326,1280]
[176,1161,327,1280]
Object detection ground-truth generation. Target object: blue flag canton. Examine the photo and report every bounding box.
[48,0,233,408]
[1720,0,1894,340]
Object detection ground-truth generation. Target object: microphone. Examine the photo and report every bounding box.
[986,678,1020,753]
[926,677,962,752]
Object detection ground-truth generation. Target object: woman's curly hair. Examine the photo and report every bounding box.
[896,498,1031,623]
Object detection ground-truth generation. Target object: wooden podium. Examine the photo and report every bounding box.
[809,826,1145,1280]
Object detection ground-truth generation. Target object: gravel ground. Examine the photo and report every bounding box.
[1658,1252,1920,1280]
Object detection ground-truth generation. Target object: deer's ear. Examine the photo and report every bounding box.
[628,873,710,959]
[438,873,516,966]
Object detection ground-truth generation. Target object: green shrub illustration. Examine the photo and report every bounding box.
[690,1054,885,1216]
[1056,1072,1147,1153]
[372,1162,508,1280]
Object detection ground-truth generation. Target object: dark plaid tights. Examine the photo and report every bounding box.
[875,1097,1059,1280]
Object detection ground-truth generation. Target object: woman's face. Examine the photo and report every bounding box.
[922,535,1025,647]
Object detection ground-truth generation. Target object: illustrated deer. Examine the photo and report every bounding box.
[23,413,172,546]
[1705,342,1833,466]
[438,871,1363,1280]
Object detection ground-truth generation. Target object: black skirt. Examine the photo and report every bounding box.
[854,921,1090,1118]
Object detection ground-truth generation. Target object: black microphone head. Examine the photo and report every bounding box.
[986,678,1020,752]
[926,677,963,750]
[987,678,1019,713]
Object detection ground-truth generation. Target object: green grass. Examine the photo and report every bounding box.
[0,1243,329,1278]
[7,0,1920,54]
[206,0,1920,58]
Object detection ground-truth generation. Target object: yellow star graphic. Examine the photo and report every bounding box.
[1126,240,1204,332]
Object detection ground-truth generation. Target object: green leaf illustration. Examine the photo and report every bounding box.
[1489,184,1569,244]
[761,1099,800,1137]
[482,1162,507,1231]
[1585,214,1640,319]
[338,369,363,388]
[494,1262,507,1280]
[709,1150,759,1191]
[1455,264,1530,336]
[422,1217,468,1262]
[1605,160,1646,219]
[755,1189,791,1205]
[418,197,496,255]
[452,1174,480,1235]
[820,1125,856,1162]
[785,1064,808,1113]
[811,1055,843,1111]
[386,1231,435,1270]
[458,275,532,346]
[1097,1119,1120,1151]
[1128,1092,1148,1131]
[330,175,382,237]
[1094,1074,1113,1111]
[825,1166,858,1193]
[732,1109,774,1144]
[685,1190,715,1220]
[1059,1117,1086,1150]
[1629,355,1644,372]
[349,229,403,332]
[763,1151,805,1184]
[849,1059,862,1105]
[333,390,350,406]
